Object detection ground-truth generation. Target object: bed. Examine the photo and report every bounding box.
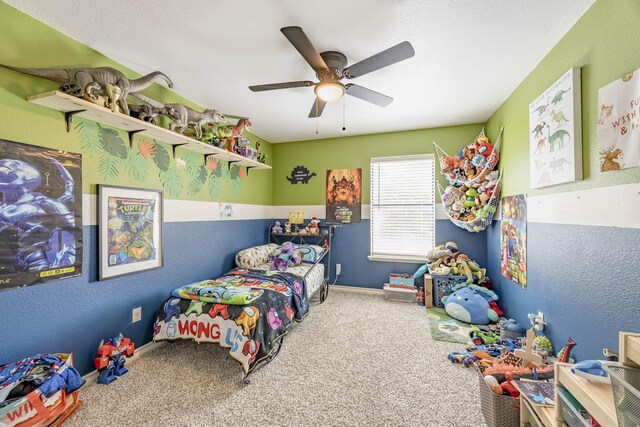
[152,239,330,382]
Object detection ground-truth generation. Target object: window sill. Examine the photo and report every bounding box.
[367,255,426,264]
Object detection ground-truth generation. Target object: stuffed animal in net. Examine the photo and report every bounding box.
[442,284,500,325]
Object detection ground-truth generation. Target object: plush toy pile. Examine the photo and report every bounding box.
[413,241,486,284]
[441,169,500,224]
[414,242,506,324]
[268,242,302,271]
[437,131,501,232]
[440,132,497,186]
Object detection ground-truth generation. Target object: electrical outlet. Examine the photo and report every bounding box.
[132,307,142,323]
[534,311,545,331]
[336,264,342,275]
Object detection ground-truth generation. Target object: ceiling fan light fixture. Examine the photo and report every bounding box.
[314,81,345,102]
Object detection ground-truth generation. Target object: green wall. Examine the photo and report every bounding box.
[272,124,484,205]
[485,0,640,197]
[0,1,273,205]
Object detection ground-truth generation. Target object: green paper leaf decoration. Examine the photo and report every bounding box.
[160,168,183,197]
[75,120,101,158]
[98,124,128,159]
[98,153,121,180]
[152,141,170,172]
[207,171,222,198]
[125,150,149,182]
[187,177,204,196]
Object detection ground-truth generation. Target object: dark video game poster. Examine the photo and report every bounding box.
[0,139,83,290]
[325,168,362,224]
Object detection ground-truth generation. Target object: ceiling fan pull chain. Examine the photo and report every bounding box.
[342,96,347,131]
[316,101,319,135]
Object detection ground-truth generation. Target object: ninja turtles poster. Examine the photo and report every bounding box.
[501,194,527,288]
[325,168,362,224]
[99,186,163,280]
[0,139,83,290]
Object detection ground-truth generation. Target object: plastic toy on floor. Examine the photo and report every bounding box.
[94,333,135,385]
[500,319,526,339]
[571,360,611,384]
[557,337,577,363]
[469,324,500,345]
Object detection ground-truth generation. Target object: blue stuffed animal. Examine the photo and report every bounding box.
[442,284,499,325]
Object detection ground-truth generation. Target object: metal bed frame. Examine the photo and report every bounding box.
[242,225,336,384]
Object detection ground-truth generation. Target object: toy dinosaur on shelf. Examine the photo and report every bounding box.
[131,92,226,140]
[0,64,173,115]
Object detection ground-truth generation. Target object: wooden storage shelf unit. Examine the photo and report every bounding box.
[555,362,618,426]
[620,332,640,367]
[519,331,640,426]
[520,397,555,427]
[27,91,271,170]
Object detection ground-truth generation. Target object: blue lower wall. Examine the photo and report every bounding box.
[329,219,487,288]
[0,219,271,375]
[486,221,640,361]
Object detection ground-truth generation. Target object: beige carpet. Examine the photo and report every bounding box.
[67,289,485,427]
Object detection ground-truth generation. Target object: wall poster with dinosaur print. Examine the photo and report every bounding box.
[501,194,527,288]
[99,185,163,280]
[529,67,582,188]
[325,168,362,224]
[0,139,83,290]
[597,67,640,172]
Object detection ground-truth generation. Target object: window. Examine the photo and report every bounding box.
[369,154,435,262]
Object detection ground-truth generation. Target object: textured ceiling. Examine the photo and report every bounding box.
[6,0,595,142]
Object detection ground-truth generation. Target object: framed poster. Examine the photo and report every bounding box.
[597,68,640,172]
[326,168,362,224]
[501,195,527,288]
[529,67,582,188]
[0,139,83,291]
[99,185,163,280]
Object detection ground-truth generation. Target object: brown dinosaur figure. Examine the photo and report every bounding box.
[601,148,622,172]
[0,64,173,115]
[222,118,252,152]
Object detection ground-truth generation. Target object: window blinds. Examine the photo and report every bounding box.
[370,154,435,261]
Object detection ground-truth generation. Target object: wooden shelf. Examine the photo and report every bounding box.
[27,91,271,170]
[555,363,617,427]
[521,396,555,427]
[620,332,640,367]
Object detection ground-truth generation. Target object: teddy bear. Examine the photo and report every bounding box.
[462,145,476,161]
[461,159,477,180]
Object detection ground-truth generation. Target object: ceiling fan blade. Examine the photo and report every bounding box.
[249,81,314,92]
[345,84,393,107]
[344,41,415,79]
[281,26,328,72]
[308,97,327,118]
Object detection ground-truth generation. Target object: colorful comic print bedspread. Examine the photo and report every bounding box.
[153,269,308,374]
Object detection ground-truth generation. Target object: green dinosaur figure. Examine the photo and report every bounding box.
[551,88,570,105]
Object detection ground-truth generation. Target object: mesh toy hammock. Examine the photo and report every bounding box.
[437,168,503,233]
[433,126,503,187]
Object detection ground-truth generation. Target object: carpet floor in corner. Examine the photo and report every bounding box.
[67,289,486,427]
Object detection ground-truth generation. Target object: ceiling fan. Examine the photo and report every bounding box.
[249,26,415,118]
